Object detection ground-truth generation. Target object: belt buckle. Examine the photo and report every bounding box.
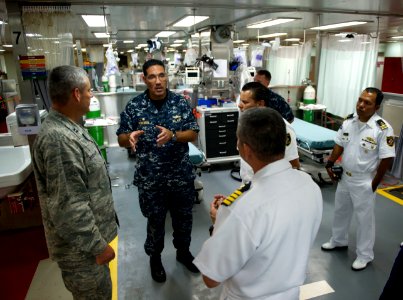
[346,171,352,177]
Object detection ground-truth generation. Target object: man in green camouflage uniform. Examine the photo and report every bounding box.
[117,59,199,283]
[32,65,118,299]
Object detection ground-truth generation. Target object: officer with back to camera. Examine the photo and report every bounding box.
[322,87,395,271]
[194,108,322,299]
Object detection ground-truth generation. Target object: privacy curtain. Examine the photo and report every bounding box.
[267,40,312,86]
[317,34,379,117]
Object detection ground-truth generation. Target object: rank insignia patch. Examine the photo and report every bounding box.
[387,136,394,147]
[376,119,388,130]
[286,133,291,146]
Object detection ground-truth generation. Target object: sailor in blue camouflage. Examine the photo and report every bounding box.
[117,60,200,281]
[116,60,199,260]
[265,89,294,123]
[33,66,117,299]
[254,69,294,123]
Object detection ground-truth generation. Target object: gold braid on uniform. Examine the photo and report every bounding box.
[221,182,251,206]
[209,182,251,236]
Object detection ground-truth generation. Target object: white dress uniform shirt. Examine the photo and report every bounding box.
[240,119,299,183]
[335,112,395,174]
[194,159,323,300]
[330,112,395,261]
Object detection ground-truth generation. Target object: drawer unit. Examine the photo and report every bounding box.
[196,106,240,164]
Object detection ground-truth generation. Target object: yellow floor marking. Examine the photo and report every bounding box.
[300,280,335,299]
[377,185,403,206]
[109,236,118,300]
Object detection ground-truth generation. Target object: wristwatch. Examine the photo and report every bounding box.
[171,131,177,142]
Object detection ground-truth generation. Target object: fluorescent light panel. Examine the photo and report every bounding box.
[391,36,403,39]
[82,15,106,27]
[170,44,182,47]
[123,40,134,43]
[174,39,185,43]
[259,32,287,38]
[233,40,245,43]
[156,31,176,37]
[285,38,300,42]
[94,32,110,38]
[173,16,209,27]
[310,21,367,30]
[247,18,296,29]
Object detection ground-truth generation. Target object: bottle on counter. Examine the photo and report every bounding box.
[102,75,110,92]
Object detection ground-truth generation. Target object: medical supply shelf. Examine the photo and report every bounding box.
[196,106,239,164]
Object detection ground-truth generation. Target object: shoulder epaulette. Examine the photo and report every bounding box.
[376,119,388,130]
[345,113,354,120]
[221,182,251,206]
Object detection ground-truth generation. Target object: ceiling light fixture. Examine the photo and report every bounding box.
[156,31,176,37]
[310,21,367,31]
[81,15,107,27]
[170,44,182,47]
[174,39,185,43]
[123,40,134,43]
[233,39,245,43]
[391,36,403,39]
[94,32,110,38]
[259,32,287,38]
[172,16,209,27]
[247,18,296,29]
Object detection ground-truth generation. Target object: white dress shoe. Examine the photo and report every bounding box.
[321,241,348,251]
[352,258,371,271]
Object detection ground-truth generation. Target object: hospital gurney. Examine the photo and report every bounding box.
[292,118,337,164]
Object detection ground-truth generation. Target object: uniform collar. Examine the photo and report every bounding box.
[253,158,291,183]
[351,112,380,129]
[48,109,86,133]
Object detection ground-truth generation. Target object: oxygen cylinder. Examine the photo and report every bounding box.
[303,84,316,123]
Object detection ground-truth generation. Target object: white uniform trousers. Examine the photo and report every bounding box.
[330,171,376,262]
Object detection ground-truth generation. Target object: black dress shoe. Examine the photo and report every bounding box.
[150,255,166,282]
[176,250,200,273]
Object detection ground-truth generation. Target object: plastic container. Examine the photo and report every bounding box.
[102,75,110,92]
[303,85,316,123]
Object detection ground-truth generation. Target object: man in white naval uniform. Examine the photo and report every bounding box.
[238,82,300,184]
[193,108,323,300]
[322,87,395,271]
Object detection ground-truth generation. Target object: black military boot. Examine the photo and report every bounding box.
[150,255,166,282]
[176,249,200,273]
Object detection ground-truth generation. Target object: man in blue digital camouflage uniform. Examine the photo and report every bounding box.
[33,65,118,299]
[117,59,200,283]
[254,69,294,123]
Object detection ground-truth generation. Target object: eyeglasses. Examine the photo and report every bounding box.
[146,73,167,82]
